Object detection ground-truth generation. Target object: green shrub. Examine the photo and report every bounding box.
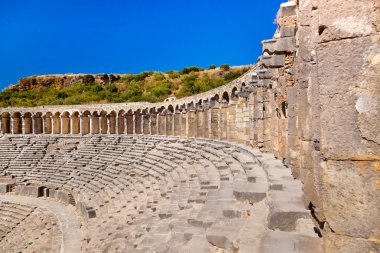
[220,64,230,71]
[180,66,204,75]
[166,70,180,79]
[56,91,68,99]
[152,72,166,81]
[209,64,216,70]
[224,71,241,82]
[105,84,118,93]
[93,85,103,92]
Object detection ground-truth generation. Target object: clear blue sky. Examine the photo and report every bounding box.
[0,0,283,90]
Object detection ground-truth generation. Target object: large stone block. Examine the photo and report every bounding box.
[280,26,296,38]
[278,1,297,18]
[324,232,380,253]
[322,160,380,239]
[318,36,380,160]
[262,37,296,53]
[318,0,376,42]
[297,88,312,141]
[260,55,286,68]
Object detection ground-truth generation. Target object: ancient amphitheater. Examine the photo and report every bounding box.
[0,1,379,253]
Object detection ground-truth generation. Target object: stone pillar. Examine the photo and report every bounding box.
[99,115,107,134]
[32,115,40,134]
[235,97,249,144]
[143,113,150,134]
[117,116,125,134]
[203,103,210,139]
[34,115,43,134]
[187,108,196,137]
[227,98,237,142]
[72,116,81,135]
[196,108,204,138]
[166,112,173,136]
[53,115,61,135]
[181,111,187,136]
[173,112,181,136]
[62,116,71,135]
[24,116,32,134]
[92,115,100,134]
[220,100,228,140]
[109,115,116,134]
[21,116,25,134]
[150,113,157,135]
[126,113,133,134]
[12,116,21,134]
[210,102,220,139]
[134,112,142,134]
[44,116,52,134]
[158,111,166,135]
[81,115,90,135]
[10,117,14,134]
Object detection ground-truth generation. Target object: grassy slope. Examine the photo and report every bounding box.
[0,66,250,107]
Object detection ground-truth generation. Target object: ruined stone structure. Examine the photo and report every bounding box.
[0,1,379,252]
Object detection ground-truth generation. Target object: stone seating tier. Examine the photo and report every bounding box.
[0,135,323,252]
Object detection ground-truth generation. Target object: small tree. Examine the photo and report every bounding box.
[220,64,230,71]
[209,64,216,70]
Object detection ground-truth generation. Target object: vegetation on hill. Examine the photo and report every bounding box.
[0,65,250,107]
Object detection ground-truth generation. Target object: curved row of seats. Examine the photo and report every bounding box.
[0,201,61,252]
[0,135,322,253]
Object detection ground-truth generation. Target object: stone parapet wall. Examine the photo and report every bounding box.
[0,1,379,252]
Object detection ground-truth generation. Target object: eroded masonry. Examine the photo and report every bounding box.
[0,1,379,252]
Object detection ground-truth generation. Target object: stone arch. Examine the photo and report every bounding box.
[12,112,22,134]
[91,111,100,134]
[53,112,61,134]
[117,110,125,134]
[1,112,11,134]
[222,91,229,103]
[100,111,108,134]
[61,112,71,134]
[109,111,117,134]
[181,103,187,112]
[197,99,203,110]
[71,112,80,134]
[82,111,91,135]
[45,112,53,134]
[34,112,43,134]
[212,94,220,105]
[167,105,174,113]
[231,87,238,99]
[23,112,33,134]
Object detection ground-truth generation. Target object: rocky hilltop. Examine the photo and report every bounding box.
[5,74,123,92]
[0,65,250,107]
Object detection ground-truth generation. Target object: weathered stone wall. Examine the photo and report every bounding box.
[0,1,378,252]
